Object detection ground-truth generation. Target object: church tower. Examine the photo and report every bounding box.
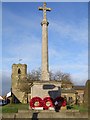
[11,64,27,103]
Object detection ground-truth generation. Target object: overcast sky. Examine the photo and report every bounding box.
[1,2,88,95]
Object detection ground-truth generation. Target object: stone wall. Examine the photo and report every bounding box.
[31,81,61,99]
[2,110,88,119]
[11,64,27,103]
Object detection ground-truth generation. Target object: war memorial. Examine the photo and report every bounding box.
[2,2,88,119]
[12,2,64,111]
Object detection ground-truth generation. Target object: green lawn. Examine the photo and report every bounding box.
[2,103,29,113]
[72,105,88,112]
[1,103,88,113]
[0,107,2,113]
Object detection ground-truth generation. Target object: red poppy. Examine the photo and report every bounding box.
[30,97,43,108]
[43,97,54,110]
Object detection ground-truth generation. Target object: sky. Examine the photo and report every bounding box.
[1,2,88,95]
[0,2,2,96]
[1,0,90,2]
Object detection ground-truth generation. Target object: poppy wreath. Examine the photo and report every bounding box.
[43,97,54,110]
[54,96,64,107]
[30,97,43,108]
[62,100,66,107]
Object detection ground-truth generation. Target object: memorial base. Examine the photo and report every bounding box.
[31,81,62,100]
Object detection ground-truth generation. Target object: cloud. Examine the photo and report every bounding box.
[2,77,11,96]
[48,16,88,85]
[3,8,40,32]
[2,35,42,70]
[50,64,88,85]
[0,71,2,95]
[0,70,11,95]
[49,49,88,85]
[72,72,88,85]
[50,18,88,43]
[2,8,42,71]
[0,2,2,67]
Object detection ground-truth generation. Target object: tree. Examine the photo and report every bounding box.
[18,77,33,103]
[27,68,72,84]
[49,70,55,80]
[61,73,72,83]
[27,68,41,81]
[18,76,33,93]
[49,70,72,83]
[54,71,63,81]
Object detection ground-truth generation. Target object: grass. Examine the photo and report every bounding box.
[72,105,88,112]
[0,107,2,113]
[2,103,29,113]
[1,103,88,113]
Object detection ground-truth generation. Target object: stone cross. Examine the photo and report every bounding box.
[38,2,51,20]
[38,2,51,81]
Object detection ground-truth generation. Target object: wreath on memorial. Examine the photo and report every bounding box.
[54,96,65,107]
[43,97,54,110]
[30,97,43,108]
[62,100,66,107]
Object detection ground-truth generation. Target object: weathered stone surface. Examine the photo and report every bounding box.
[2,111,88,119]
[11,64,27,103]
[31,81,61,99]
[39,2,51,81]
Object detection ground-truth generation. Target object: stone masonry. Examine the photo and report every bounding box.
[39,2,51,81]
[11,64,27,103]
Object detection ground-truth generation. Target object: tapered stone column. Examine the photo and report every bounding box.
[31,3,62,105]
[39,2,51,81]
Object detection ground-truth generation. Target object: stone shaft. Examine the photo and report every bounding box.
[39,2,51,81]
[41,20,49,81]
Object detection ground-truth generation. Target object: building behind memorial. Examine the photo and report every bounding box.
[11,63,85,105]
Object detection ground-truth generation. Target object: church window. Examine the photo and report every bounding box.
[18,68,21,74]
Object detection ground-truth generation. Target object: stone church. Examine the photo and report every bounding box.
[11,63,85,105]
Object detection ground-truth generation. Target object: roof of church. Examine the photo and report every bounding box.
[61,88,76,93]
[73,86,85,90]
[61,80,73,84]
